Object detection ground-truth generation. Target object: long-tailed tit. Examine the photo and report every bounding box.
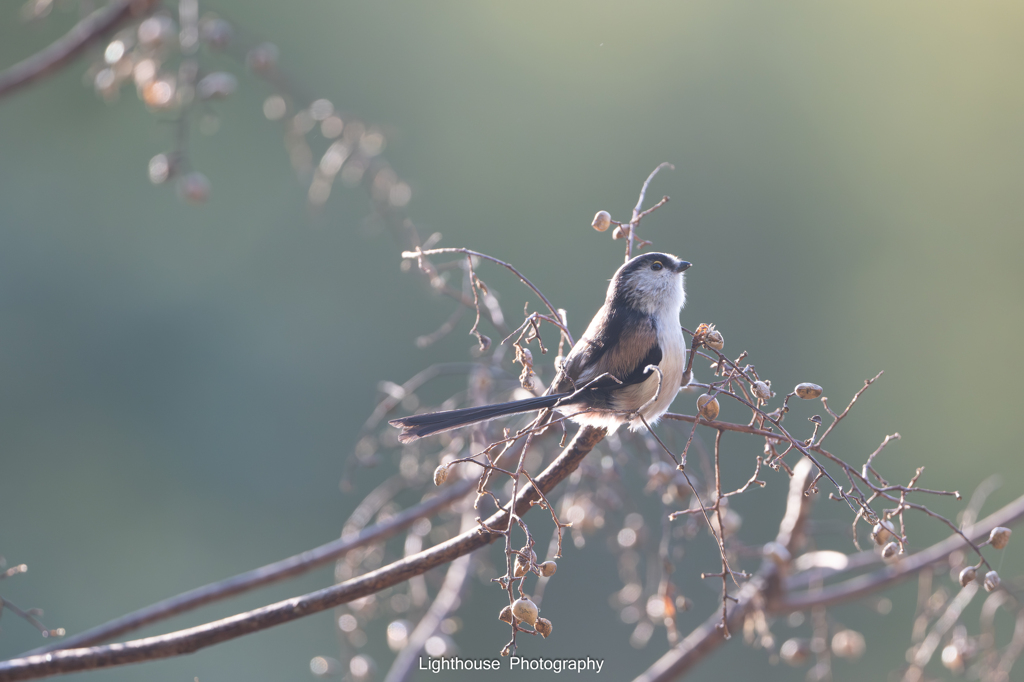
[390,252,695,443]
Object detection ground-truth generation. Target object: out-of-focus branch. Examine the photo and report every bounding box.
[383,516,475,682]
[633,457,817,682]
[0,426,606,682]
[0,0,160,99]
[26,477,475,656]
[633,488,1024,682]
[776,493,1024,612]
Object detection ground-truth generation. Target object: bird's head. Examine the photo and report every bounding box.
[608,252,691,315]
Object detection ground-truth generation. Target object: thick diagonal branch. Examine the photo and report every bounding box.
[0,426,606,682]
[25,477,475,656]
[0,0,160,99]
[632,457,816,682]
[634,480,1024,682]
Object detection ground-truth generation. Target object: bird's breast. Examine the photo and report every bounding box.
[610,311,684,424]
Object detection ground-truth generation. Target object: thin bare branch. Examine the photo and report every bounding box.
[401,247,572,346]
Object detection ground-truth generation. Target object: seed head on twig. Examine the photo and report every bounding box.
[513,548,537,577]
[511,597,538,626]
[872,519,897,546]
[794,383,822,399]
[751,381,772,403]
[958,566,976,586]
[697,394,720,421]
[989,526,1011,549]
[535,617,553,638]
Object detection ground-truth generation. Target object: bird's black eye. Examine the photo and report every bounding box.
[651,261,664,271]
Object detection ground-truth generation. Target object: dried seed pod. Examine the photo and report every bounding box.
[989,526,1011,549]
[779,638,810,666]
[433,464,449,486]
[611,226,625,240]
[958,565,976,586]
[498,605,513,624]
[983,570,1001,592]
[535,617,553,638]
[871,519,897,546]
[591,210,612,232]
[539,561,557,577]
[751,381,771,402]
[831,629,866,660]
[511,597,539,626]
[697,394,719,421]
[881,542,899,559]
[794,383,823,399]
[705,330,724,351]
[513,549,537,577]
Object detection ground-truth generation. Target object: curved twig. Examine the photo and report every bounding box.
[401,247,573,347]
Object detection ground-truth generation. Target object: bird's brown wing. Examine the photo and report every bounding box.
[556,304,661,398]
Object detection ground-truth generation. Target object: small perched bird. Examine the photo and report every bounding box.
[390,252,695,443]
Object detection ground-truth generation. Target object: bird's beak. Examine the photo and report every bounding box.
[675,261,692,273]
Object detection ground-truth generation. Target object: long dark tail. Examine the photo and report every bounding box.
[389,392,571,443]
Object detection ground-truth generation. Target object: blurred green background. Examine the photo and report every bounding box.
[1,1,1022,680]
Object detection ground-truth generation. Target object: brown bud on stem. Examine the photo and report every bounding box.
[958,566,976,587]
[751,381,771,402]
[794,383,823,399]
[511,598,539,626]
[697,394,720,421]
[989,526,1011,549]
[535,618,553,638]
[592,211,612,232]
[514,549,537,577]
[871,520,897,546]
